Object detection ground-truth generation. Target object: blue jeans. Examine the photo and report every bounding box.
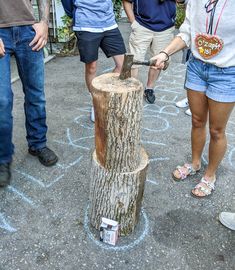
[0,26,47,164]
[185,55,235,103]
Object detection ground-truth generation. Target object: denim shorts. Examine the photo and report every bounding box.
[185,55,235,103]
[75,28,126,63]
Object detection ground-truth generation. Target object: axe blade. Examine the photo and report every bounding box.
[119,53,134,80]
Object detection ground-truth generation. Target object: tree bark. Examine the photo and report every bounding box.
[89,73,149,236]
[89,148,148,235]
[91,73,143,173]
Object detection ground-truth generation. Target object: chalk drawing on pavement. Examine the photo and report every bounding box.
[84,204,149,251]
[0,213,17,233]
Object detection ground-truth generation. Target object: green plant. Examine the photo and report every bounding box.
[175,3,186,29]
[112,0,122,20]
[57,14,74,42]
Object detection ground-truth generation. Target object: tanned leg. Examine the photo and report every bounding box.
[192,99,234,197]
[146,67,161,89]
[85,61,97,92]
[112,54,124,73]
[173,89,208,179]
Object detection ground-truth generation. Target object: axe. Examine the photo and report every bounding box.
[119,53,169,80]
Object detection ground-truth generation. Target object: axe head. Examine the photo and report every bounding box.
[119,53,134,80]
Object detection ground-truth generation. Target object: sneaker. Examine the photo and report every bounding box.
[28,146,58,167]
[175,98,188,108]
[90,106,95,122]
[185,108,192,116]
[144,88,156,104]
[219,212,235,231]
[0,163,11,187]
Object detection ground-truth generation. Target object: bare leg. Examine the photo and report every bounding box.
[131,67,139,79]
[172,89,208,179]
[112,54,124,73]
[85,61,97,93]
[206,99,234,178]
[146,67,161,89]
[192,99,234,197]
[188,90,208,169]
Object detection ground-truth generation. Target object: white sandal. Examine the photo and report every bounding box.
[172,163,200,181]
[191,177,216,198]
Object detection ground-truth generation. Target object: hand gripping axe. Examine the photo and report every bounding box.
[119,53,169,80]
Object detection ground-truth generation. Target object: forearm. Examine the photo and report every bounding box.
[163,36,187,56]
[37,0,50,25]
[122,1,135,23]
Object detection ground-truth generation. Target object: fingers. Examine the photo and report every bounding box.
[150,55,169,70]
[0,38,5,57]
[30,22,48,51]
[32,37,46,51]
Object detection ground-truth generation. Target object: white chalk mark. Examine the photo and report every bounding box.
[74,116,94,130]
[46,174,65,188]
[72,135,94,143]
[67,128,90,149]
[7,186,35,206]
[54,140,89,150]
[149,157,170,162]
[144,105,179,116]
[141,140,166,146]
[84,205,149,251]
[0,213,17,233]
[56,156,83,170]
[228,147,235,168]
[146,179,158,185]
[143,115,169,132]
[14,169,46,188]
[226,132,235,137]
[77,107,91,112]
[155,95,180,103]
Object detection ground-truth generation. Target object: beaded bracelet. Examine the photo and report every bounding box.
[159,51,170,62]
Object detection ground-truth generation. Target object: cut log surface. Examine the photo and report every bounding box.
[91,73,144,173]
[89,148,149,235]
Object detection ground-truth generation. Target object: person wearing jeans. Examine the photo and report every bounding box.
[0,0,58,187]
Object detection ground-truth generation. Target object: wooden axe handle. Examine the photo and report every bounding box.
[133,59,168,70]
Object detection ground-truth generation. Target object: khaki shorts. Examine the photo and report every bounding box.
[129,20,175,62]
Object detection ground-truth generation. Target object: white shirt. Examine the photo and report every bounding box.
[177,0,235,67]
[74,24,118,33]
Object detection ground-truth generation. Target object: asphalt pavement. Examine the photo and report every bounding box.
[1,21,234,270]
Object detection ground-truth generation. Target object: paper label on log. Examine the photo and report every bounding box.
[99,217,120,246]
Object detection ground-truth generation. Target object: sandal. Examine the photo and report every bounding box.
[172,163,200,181]
[191,177,216,198]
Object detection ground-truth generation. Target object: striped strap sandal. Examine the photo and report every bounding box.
[172,163,200,181]
[191,177,216,198]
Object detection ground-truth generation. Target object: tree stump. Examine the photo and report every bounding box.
[89,73,149,235]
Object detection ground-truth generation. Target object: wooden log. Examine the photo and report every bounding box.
[89,148,149,235]
[91,73,143,173]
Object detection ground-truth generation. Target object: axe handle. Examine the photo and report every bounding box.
[133,59,169,70]
[132,59,156,66]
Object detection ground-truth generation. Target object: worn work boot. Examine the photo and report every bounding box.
[0,163,11,187]
[219,212,235,231]
[144,88,156,104]
[28,146,58,167]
